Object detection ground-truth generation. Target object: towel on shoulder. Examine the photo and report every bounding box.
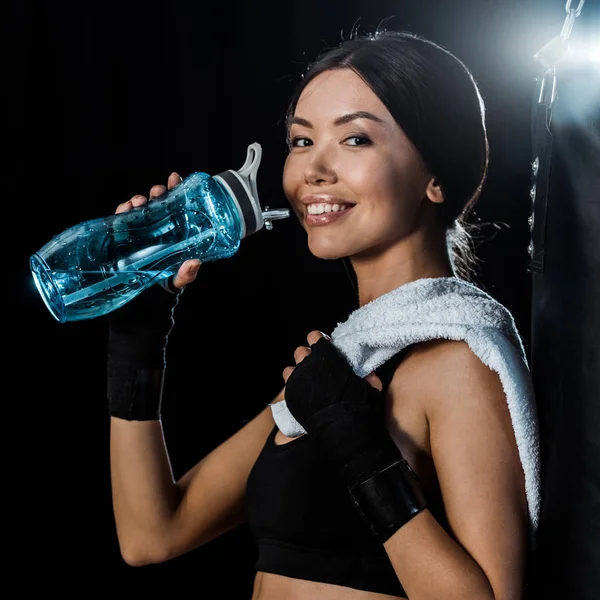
[270,276,541,539]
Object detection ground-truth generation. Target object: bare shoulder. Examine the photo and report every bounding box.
[388,338,517,455]
[390,338,507,419]
[383,339,480,463]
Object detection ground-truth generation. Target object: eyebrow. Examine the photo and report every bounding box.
[286,110,386,131]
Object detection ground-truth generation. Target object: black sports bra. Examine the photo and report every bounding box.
[244,346,415,597]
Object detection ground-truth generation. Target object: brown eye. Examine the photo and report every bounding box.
[288,137,312,148]
[345,135,371,146]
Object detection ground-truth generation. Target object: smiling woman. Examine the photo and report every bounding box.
[106,26,538,600]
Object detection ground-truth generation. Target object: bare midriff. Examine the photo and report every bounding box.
[250,572,407,600]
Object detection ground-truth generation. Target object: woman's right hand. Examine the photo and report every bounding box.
[115,171,202,290]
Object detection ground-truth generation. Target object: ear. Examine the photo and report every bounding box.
[425,176,444,204]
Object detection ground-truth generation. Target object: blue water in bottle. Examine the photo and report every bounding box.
[30,143,289,323]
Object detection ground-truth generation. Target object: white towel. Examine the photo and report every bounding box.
[270,276,541,539]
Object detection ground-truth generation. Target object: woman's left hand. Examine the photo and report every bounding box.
[282,329,382,392]
[282,330,426,544]
[282,329,393,484]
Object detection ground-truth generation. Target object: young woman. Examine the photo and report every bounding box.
[108,29,536,599]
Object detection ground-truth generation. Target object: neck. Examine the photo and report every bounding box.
[350,227,456,307]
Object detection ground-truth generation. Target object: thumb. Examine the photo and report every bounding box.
[365,372,383,392]
[172,259,201,289]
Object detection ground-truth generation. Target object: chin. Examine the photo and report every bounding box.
[307,242,348,261]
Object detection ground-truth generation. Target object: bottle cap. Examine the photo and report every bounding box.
[214,142,267,238]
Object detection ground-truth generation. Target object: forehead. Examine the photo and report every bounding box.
[294,68,388,118]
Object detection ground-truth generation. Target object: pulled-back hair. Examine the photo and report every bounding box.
[285,27,490,284]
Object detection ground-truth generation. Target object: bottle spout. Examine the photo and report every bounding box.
[262,207,290,230]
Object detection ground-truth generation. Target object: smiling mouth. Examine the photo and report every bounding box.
[306,203,354,216]
[305,204,355,226]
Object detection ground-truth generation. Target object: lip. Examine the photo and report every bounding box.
[299,195,356,227]
[304,204,355,227]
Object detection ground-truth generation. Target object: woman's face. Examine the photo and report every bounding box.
[282,68,434,261]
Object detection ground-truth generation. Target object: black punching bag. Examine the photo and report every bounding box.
[527,59,600,600]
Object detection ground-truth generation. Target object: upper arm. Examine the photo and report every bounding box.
[162,389,280,560]
[407,341,529,599]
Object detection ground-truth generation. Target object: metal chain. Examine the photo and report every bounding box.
[561,0,586,41]
[533,0,586,70]
[565,0,585,18]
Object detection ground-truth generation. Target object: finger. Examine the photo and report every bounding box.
[115,194,147,214]
[282,365,295,383]
[365,372,383,392]
[171,259,201,290]
[293,345,311,365]
[168,171,183,190]
[149,184,167,199]
[130,194,148,208]
[307,330,331,346]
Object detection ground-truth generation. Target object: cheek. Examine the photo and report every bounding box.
[349,155,404,208]
[374,152,419,194]
[282,155,300,198]
[282,156,305,221]
[346,149,406,191]
[354,156,423,232]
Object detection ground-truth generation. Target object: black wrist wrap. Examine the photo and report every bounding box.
[107,365,165,420]
[107,281,180,421]
[348,457,427,544]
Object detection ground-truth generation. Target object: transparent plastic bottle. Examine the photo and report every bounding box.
[30,142,289,323]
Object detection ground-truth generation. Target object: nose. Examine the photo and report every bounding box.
[304,144,338,185]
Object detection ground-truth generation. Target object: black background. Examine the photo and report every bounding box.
[11,0,599,595]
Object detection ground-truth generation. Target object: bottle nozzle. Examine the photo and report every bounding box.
[262,207,290,230]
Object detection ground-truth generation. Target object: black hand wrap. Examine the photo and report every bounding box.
[107,281,181,421]
[284,336,427,543]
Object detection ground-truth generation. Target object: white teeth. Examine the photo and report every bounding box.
[307,203,351,215]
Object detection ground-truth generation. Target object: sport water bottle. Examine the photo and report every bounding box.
[30,142,289,323]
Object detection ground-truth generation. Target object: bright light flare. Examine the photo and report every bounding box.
[568,39,600,63]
